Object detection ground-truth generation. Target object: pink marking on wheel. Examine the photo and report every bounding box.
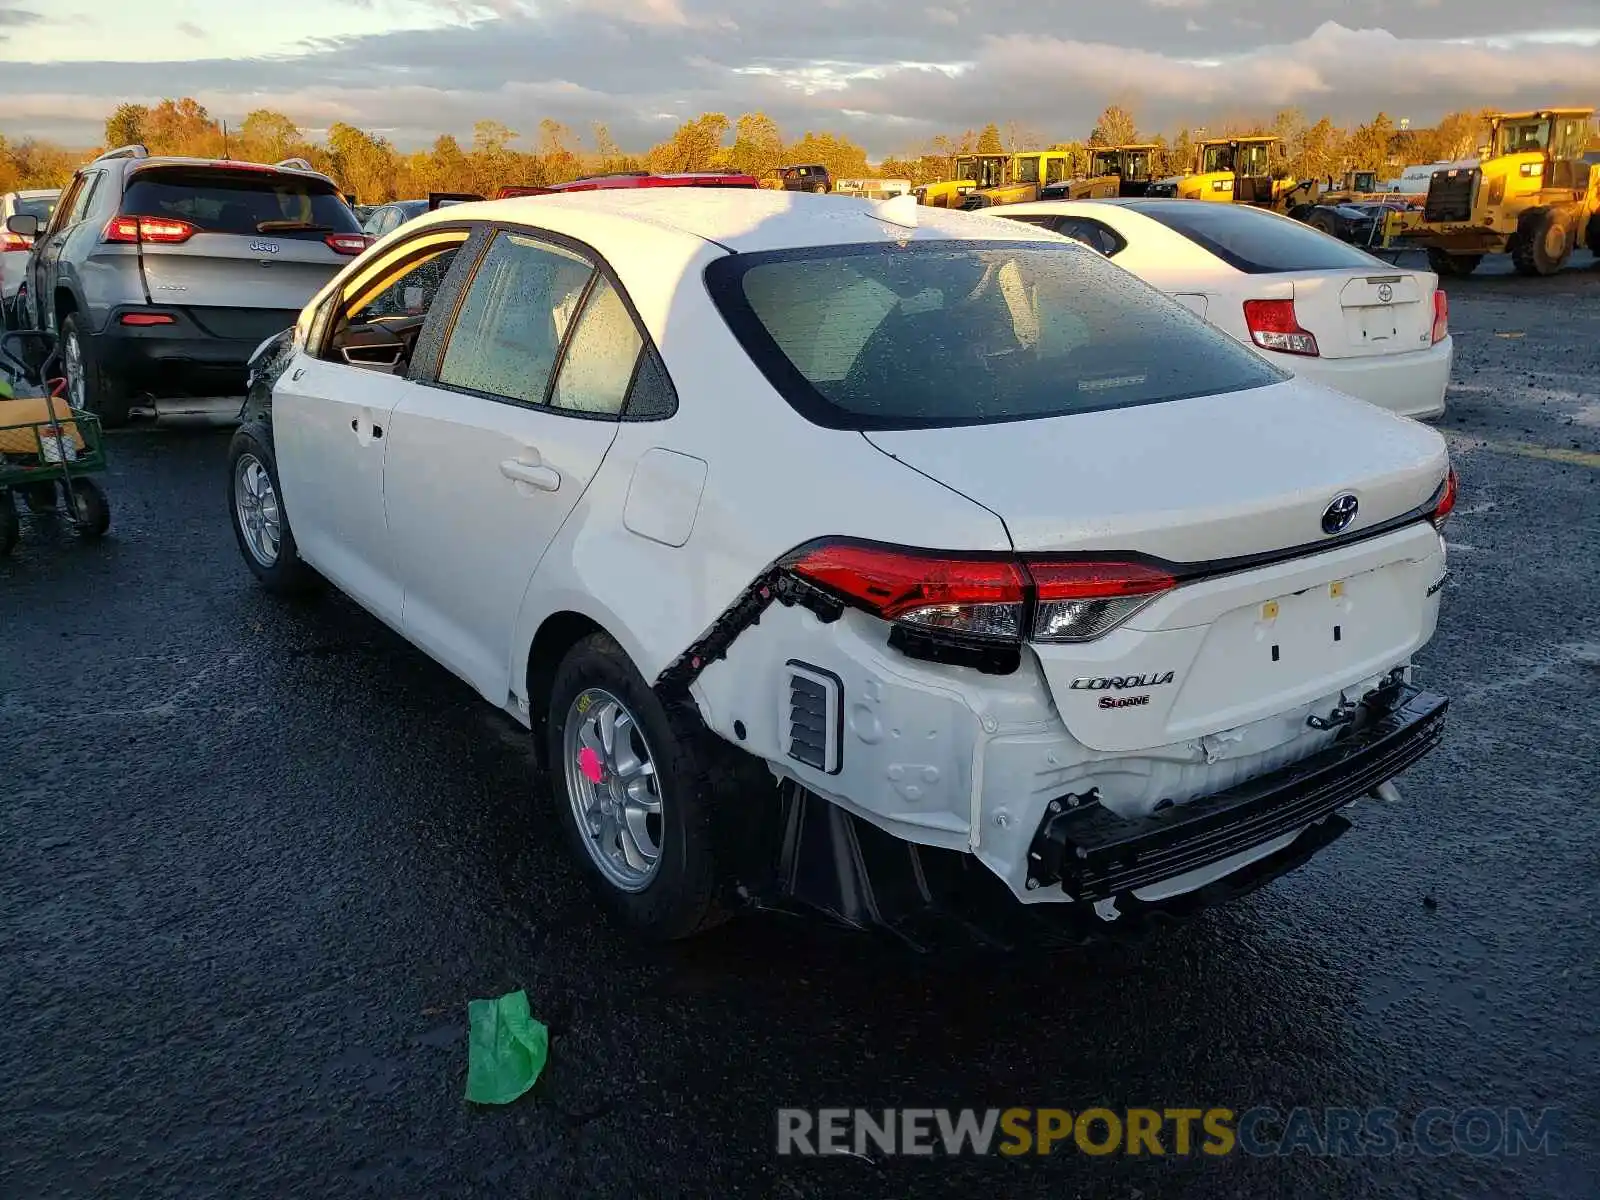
[578,746,605,784]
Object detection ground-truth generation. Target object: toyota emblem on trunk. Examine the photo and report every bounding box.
[1377,283,1394,303]
[1322,493,1360,535]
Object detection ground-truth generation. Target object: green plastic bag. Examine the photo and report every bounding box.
[0,376,14,400]
[464,989,549,1105]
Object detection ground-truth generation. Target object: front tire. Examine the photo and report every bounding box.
[546,633,740,940]
[1511,208,1571,277]
[0,491,18,557]
[67,477,110,538]
[227,425,320,594]
[59,313,131,428]
[1426,247,1481,277]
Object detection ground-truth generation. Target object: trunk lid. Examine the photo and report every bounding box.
[865,379,1450,752]
[1280,267,1437,360]
[136,232,347,313]
[863,378,1448,563]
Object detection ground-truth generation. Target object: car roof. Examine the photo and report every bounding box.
[398,188,1061,254]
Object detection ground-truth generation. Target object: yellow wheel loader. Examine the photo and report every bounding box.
[1384,108,1600,277]
[916,153,1008,208]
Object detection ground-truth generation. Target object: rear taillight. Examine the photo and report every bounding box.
[1429,468,1458,529]
[1431,288,1448,344]
[784,543,1028,641]
[1,232,30,251]
[103,216,198,245]
[325,233,372,256]
[784,541,1177,665]
[1243,298,1319,357]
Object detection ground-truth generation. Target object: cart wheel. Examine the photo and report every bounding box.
[19,482,58,513]
[68,477,111,539]
[0,491,18,557]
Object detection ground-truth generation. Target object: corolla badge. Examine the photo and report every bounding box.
[1321,493,1360,535]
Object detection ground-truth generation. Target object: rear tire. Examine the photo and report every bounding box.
[811,183,828,194]
[1511,208,1570,277]
[227,425,321,594]
[59,313,131,428]
[1587,213,1600,261]
[1426,247,1481,277]
[546,632,754,941]
[0,491,18,557]
[19,483,58,512]
[68,477,110,539]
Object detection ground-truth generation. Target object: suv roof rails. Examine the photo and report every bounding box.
[96,144,149,163]
[274,157,315,171]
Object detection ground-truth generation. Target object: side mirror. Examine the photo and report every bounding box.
[6,213,40,238]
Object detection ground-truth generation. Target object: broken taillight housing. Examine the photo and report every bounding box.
[1243,298,1319,357]
[783,541,1177,669]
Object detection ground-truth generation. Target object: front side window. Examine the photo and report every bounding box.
[1236,143,1271,176]
[67,173,100,224]
[1045,157,1070,185]
[1016,156,1041,185]
[1496,119,1551,155]
[46,175,87,235]
[438,231,595,405]
[323,231,469,371]
[706,239,1285,431]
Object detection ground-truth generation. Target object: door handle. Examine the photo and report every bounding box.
[500,457,561,491]
[291,367,305,381]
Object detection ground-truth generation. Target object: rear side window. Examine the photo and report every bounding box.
[120,168,362,238]
[706,239,1286,431]
[1134,202,1387,273]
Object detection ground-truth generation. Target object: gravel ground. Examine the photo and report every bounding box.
[3,255,1598,1199]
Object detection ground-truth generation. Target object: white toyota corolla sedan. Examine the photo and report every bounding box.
[994,198,1452,420]
[229,189,1454,942]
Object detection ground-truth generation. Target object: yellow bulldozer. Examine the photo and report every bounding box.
[1383,107,1600,276]
[1147,135,1313,209]
[956,150,1077,210]
[916,153,1009,208]
[1040,144,1160,200]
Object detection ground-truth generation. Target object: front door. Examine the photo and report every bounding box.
[272,227,473,628]
[383,228,641,704]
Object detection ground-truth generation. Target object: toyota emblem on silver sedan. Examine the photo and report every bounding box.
[1322,493,1360,534]
[1377,283,1393,303]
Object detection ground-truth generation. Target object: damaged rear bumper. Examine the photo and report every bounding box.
[1025,685,1446,901]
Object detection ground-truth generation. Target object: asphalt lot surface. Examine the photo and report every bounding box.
[4,253,1599,1199]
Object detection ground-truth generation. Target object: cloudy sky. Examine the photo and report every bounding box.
[1,0,1597,156]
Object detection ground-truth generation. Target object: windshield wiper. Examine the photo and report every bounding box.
[255,221,333,232]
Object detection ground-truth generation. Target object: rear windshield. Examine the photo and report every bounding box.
[1130,201,1387,273]
[121,168,361,237]
[705,239,1286,431]
[16,196,57,221]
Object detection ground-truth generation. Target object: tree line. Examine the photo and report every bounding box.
[1,98,1592,201]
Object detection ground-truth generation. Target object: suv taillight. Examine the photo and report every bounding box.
[1243,298,1319,357]
[1429,468,1458,529]
[783,541,1177,669]
[1,232,30,251]
[325,233,372,256]
[103,216,198,245]
[1431,288,1448,344]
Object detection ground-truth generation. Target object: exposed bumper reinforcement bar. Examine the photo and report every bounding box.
[1026,685,1448,901]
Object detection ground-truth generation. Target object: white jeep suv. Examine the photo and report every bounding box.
[229,190,1454,941]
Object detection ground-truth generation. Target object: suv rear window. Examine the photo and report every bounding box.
[120,168,361,238]
[1129,201,1387,273]
[15,196,57,221]
[705,239,1286,431]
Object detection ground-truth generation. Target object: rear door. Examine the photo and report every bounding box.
[32,172,94,327]
[382,226,640,704]
[118,165,363,335]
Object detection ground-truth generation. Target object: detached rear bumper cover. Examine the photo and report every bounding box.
[1026,685,1446,901]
